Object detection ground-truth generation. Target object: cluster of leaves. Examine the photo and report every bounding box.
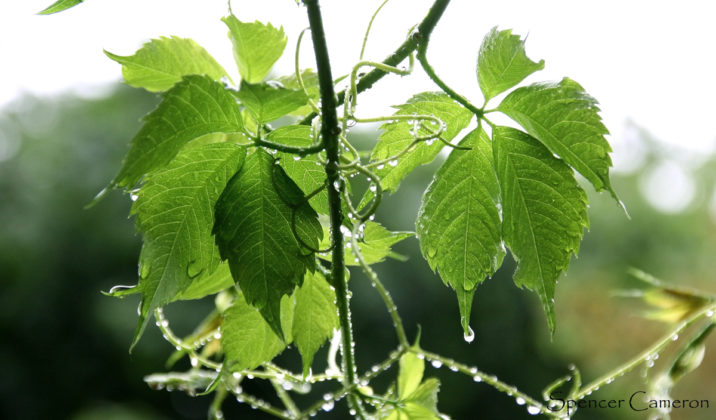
[39,0,716,418]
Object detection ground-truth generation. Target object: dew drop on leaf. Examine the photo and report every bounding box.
[463,326,475,343]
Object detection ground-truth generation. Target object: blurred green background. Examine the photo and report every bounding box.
[1,86,714,419]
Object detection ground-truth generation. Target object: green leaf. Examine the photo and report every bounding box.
[386,355,441,420]
[398,352,424,398]
[477,27,544,102]
[416,129,504,336]
[113,75,245,190]
[130,143,246,347]
[268,125,328,213]
[235,82,308,124]
[369,92,473,195]
[213,149,322,338]
[176,262,234,300]
[318,221,412,266]
[223,16,287,84]
[105,37,230,93]
[493,126,589,333]
[221,291,288,371]
[278,70,320,116]
[498,77,618,199]
[292,271,338,376]
[39,0,82,14]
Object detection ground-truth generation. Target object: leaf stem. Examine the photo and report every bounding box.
[416,37,483,117]
[302,0,362,414]
[351,223,408,347]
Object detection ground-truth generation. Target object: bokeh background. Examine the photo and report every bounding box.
[1,1,716,420]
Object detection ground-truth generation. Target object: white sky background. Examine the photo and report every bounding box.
[1,0,716,160]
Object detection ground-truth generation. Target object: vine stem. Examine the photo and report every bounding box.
[302,0,364,416]
[574,301,716,400]
[299,0,452,125]
[416,34,483,117]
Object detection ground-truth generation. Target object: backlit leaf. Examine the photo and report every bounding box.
[105,37,230,92]
[477,27,544,102]
[213,149,322,338]
[221,292,290,371]
[130,143,246,347]
[113,75,244,189]
[493,126,588,333]
[292,271,338,376]
[223,16,287,84]
[235,82,308,124]
[417,129,504,336]
[498,78,618,199]
[318,221,412,266]
[370,92,473,194]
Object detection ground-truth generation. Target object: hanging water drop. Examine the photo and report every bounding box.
[473,375,482,382]
[672,334,679,341]
[369,184,377,192]
[430,360,443,369]
[516,397,526,406]
[463,326,475,343]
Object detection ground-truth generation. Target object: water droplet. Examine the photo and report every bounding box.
[527,405,541,415]
[377,164,385,170]
[426,139,435,146]
[293,155,301,161]
[473,375,482,382]
[333,180,341,192]
[321,400,334,412]
[346,118,357,127]
[369,184,377,192]
[707,310,714,317]
[430,360,442,369]
[463,326,475,343]
[388,159,398,167]
[186,260,203,279]
[323,393,332,401]
[190,357,198,367]
[672,334,679,341]
[516,397,526,406]
[606,378,614,384]
[646,359,655,368]
[108,284,135,294]
[130,193,139,202]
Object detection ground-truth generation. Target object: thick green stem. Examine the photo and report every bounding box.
[303,0,363,415]
[300,0,452,125]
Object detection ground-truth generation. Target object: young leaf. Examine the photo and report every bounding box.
[493,126,589,333]
[105,37,230,92]
[235,82,308,124]
[292,271,338,376]
[369,92,473,195]
[221,292,289,371]
[130,143,246,347]
[222,16,287,84]
[416,129,504,336]
[39,0,82,14]
[498,78,618,200]
[385,353,441,420]
[213,149,322,338]
[398,352,425,398]
[477,27,544,102]
[113,75,244,190]
[319,221,412,266]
